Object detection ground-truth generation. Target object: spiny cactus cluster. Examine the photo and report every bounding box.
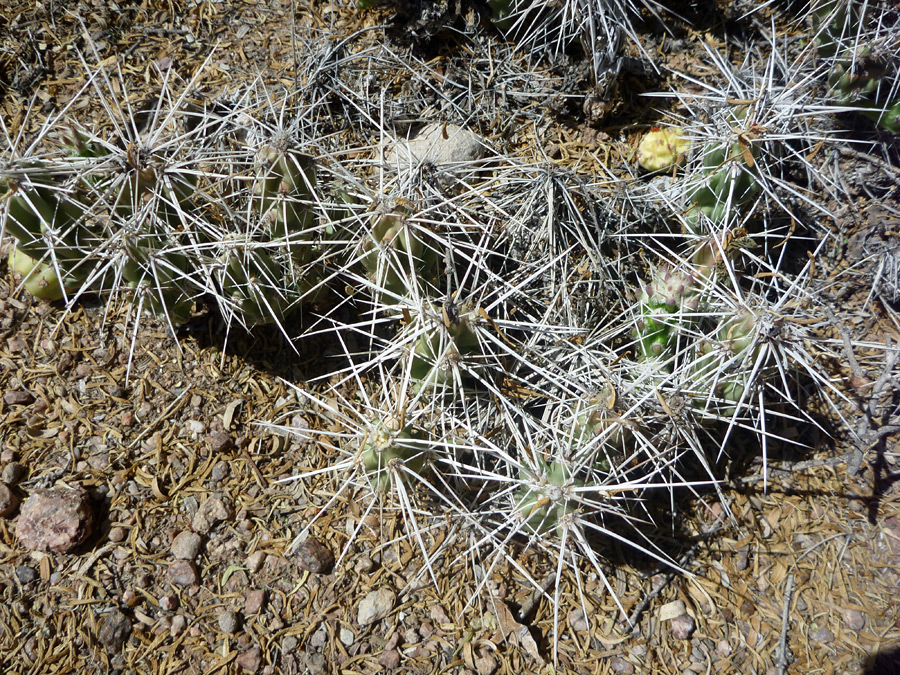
[3,2,895,663]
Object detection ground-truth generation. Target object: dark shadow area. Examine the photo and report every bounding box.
[864,646,900,675]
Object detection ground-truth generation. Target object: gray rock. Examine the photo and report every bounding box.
[246,550,266,574]
[218,609,240,634]
[15,486,94,553]
[843,608,865,631]
[357,588,396,626]
[15,565,37,584]
[306,653,326,675]
[170,531,202,560]
[98,609,132,653]
[339,627,354,646]
[383,123,487,173]
[610,656,634,674]
[2,461,25,485]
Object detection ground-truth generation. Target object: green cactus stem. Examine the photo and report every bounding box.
[515,459,579,537]
[359,418,428,493]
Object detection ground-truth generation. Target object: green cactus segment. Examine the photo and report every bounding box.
[813,0,900,133]
[360,420,428,493]
[217,245,300,327]
[685,138,760,231]
[632,263,699,360]
[407,303,481,389]
[123,239,194,325]
[9,244,83,301]
[255,145,317,262]
[515,459,579,536]
[692,309,762,415]
[360,205,439,301]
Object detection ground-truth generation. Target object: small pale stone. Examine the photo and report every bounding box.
[167,560,199,587]
[716,640,732,657]
[339,627,354,646]
[171,531,202,560]
[236,647,261,673]
[659,599,687,622]
[810,626,834,644]
[170,614,186,637]
[159,594,179,611]
[842,609,865,631]
[4,390,34,406]
[246,550,265,573]
[0,482,19,517]
[610,656,634,675]
[357,588,395,626]
[670,613,696,640]
[383,123,487,171]
[295,537,334,574]
[568,609,589,632]
[218,609,239,634]
[192,495,233,534]
[15,486,94,553]
[108,526,127,543]
[245,589,265,615]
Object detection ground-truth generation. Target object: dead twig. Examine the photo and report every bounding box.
[774,573,795,675]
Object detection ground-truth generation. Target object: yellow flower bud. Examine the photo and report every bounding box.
[637,127,690,172]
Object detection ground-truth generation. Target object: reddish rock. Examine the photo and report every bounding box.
[167,560,199,587]
[4,390,34,406]
[670,613,696,640]
[208,431,234,453]
[245,589,266,615]
[236,647,261,673]
[295,536,334,574]
[15,486,94,553]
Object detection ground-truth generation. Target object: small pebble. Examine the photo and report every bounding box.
[167,561,199,587]
[15,565,38,584]
[170,614,186,637]
[159,594,179,612]
[339,627,354,646]
[843,608,865,631]
[0,482,19,517]
[246,550,265,573]
[716,640,732,657]
[379,649,400,669]
[236,646,261,673]
[670,613,696,641]
[218,609,240,634]
[282,635,298,654]
[245,589,265,615]
[208,431,234,453]
[610,656,634,675]
[120,411,135,427]
[2,461,25,485]
[121,589,139,608]
[295,537,335,574]
[210,461,229,482]
[98,609,132,653]
[15,486,94,553]
[4,390,34,406]
[170,531,202,560]
[568,609,589,632]
[108,526,127,543]
[810,626,834,644]
[192,495,233,534]
[358,588,395,626]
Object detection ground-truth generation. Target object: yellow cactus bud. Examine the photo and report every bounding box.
[637,127,690,172]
